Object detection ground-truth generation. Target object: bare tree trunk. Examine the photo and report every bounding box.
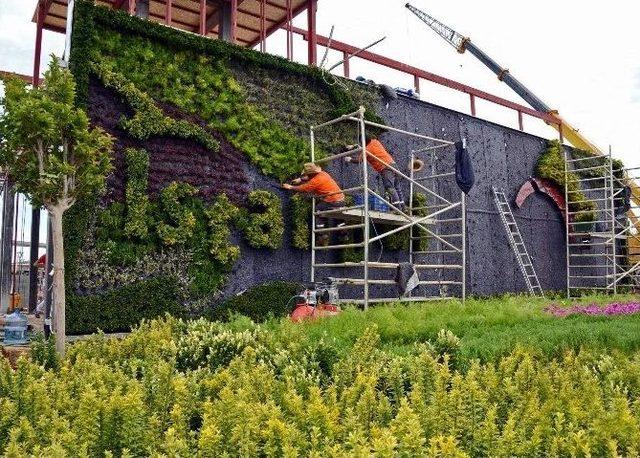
[49,207,66,356]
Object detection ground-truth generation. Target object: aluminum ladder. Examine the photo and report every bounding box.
[492,187,543,297]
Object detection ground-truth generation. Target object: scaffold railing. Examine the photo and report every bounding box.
[564,150,618,297]
[310,107,466,310]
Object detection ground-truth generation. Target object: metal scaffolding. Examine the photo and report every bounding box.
[564,150,618,297]
[310,107,466,309]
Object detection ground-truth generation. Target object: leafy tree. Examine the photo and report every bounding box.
[0,58,113,355]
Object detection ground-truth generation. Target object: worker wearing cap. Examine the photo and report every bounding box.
[282,163,346,243]
[282,163,345,211]
[345,134,406,211]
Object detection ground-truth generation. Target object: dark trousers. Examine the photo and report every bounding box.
[380,167,405,208]
[316,200,346,245]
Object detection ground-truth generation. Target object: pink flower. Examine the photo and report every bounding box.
[544,302,640,317]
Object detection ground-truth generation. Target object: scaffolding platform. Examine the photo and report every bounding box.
[309,107,466,309]
[334,208,436,226]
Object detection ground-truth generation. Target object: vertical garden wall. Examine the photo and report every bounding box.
[67,2,589,333]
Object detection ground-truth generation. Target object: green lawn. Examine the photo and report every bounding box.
[268,293,640,366]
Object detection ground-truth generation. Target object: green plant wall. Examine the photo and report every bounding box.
[65,1,383,333]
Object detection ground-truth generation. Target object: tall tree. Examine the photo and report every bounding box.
[0,58,113,355]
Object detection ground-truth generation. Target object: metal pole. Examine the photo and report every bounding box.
[44,216,53,337]
[608,147,617,294]
[469,94,476,116]
[165,0,172,25]
[518,111,524,131]
[310,128,316,283]
[28,208,41,313]
[0,181,15,314]
[307,0,317,65]
[409,152,415,266]
[343,51,350,78]
[260,0,266,52]
[358,108,370,310]
[199,0,206,35]
[230,0,238,44]
[286,0,293,59]
[414,75,420,94]
[461,191,466,304]
[564,146,570,298]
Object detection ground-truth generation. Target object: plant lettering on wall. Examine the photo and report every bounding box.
[93,148,284,307]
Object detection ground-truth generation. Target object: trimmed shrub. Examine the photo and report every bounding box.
[123,148,151,240]
[205,193,240,265]
[236,190,284,249]
[209,281,303,322]
[66,276,182,334]
[290,194,311,250]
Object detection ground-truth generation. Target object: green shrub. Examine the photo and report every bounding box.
[204,193,240,266]
[209,281,303,322]
[66,276,182,334]
[290,194,311,250]
[3,309,640,456]
[92,61,219,152]
[536,140,596,224]
[123,148,152,240]
[236,190,284,249]
[156,181,198,246]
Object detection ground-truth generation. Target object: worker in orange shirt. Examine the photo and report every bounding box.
[345,134,406,211]
[282,163,346,241]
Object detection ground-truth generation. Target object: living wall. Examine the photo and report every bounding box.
[64,2,383,332]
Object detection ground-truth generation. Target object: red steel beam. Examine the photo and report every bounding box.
[166,0,172,25]
[33,0,48,87]
[290,26,558,125]
[306,0,316,65]
[0,71,33,84]
[199,0,206,35]
[230,0,238,43]
[128,0,136,15]
[246,1,307,48]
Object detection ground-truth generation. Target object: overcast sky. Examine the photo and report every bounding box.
[1,0,639,167]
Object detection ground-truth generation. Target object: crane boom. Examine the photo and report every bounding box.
[405,3,551,113]
[405,3,640,261]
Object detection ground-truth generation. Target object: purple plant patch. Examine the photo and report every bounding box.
[544,302,640,317]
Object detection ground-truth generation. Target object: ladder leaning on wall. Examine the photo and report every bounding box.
[492,187,543,297]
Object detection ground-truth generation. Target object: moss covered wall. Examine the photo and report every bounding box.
[66,2,602,333]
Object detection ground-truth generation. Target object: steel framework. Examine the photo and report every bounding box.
[309,107,466,310]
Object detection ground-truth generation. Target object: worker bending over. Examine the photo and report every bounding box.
[282,163,346,236]
[345,135,405,211]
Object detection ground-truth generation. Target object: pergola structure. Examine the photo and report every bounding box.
[31,0,319,84]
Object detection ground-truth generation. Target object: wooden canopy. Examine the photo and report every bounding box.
[34,0,310,47]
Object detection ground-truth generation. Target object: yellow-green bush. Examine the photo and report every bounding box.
[5,318,640,456]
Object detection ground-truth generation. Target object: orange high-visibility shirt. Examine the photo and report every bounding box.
[294,171,345,203]
[355,140,394,172]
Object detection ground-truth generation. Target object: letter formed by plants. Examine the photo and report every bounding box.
[237,190,284,250]
[123,148,151,240]
[0,59,113,355]
[205,194,240,266]
[156,181,198,246]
